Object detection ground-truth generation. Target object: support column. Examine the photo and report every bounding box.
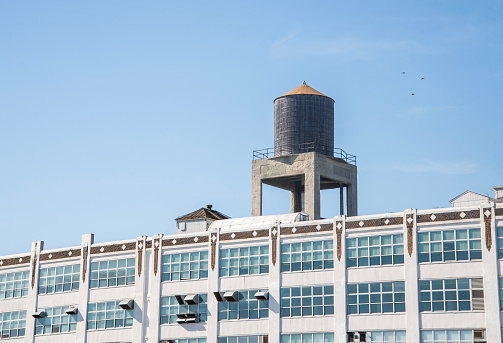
[252,178,262,216]
[305,171,321,219]
[26,241,43,343]
[290,181,303,213]
[403,210,420,342]
[77,234,93,343]
[480,205,501,342]
[347,183,358,217]
[333,217,347,343]
[339,185,344,216]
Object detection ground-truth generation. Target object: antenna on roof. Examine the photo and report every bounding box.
[206,204,213,210]
[303,81,306,85]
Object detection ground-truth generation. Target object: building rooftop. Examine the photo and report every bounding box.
[208,212,311,231]
[175,206,230,221]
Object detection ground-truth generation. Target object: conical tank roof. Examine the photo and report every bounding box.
[275,81,333,101]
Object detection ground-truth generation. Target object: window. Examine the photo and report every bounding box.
[280,285,334,317]
[220,245,269,277]
[359,331,406,343]
[218,289,269,320]
[161,251,208,281]
[0,310,26,339]
[281,333,334,343]
[419,278,483,312]
[87,300,133,330]
[160,294,208,324]
[89,258,135,288]
[420,330,485,342]
[0,271,29,299]
[38,264,80,294]
[497,227,503,259]
[35,306,77,335]
[346,234,403,267]
[347,281,405,314]
[417,228,481,263]
[281,240,333,272]
[161,339,206,343]
[218,336,267,343]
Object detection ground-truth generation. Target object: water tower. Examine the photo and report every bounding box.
[251,82,358,219]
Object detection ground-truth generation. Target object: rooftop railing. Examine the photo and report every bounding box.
[253,143,356,165]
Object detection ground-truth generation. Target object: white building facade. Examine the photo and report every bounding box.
[1,203,502,343]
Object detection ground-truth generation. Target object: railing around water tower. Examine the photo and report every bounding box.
[253,143,356,165]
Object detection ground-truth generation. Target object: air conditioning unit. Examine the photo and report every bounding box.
[119,299,134,310]
[213,291,224,302]
[254,291,269,300]
[176,312,198,324]
[184,294,199,305]
[32,311,45,318]
[223,291,238,302]
[175,295,185,305]
[347,332,366,343]
[65,306,78,315]
[259,335,268,343]
[474,329,486,342]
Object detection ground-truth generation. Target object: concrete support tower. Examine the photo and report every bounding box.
[252,82,358,219]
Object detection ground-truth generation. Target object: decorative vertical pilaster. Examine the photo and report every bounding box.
[148,234,163,343]
[207,229,220,343]
[406,213,414,257]
[211,232,217,271]
[26,241,42,343]
[483,208,493,251]
[480,205,501,342]
[333,217,347,343]
[77,233,93,343]
[403,209,420,343]
[268,223,281,343]
[133,236,147,343]
[271,226,278,266]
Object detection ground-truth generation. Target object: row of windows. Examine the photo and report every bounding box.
[0,271,29,299]
[347,282,405,314]
[160,294,208,324]
[280,285,334,317]
[87,300,133,330]
[0,307,489,341]
[220,246,269,277]
[0,226,500,299]
[161,251,209,281]
[0,311,26,339]
[281,332,335,343]
[38,264,80,295]
[418,228,482,263]
[281,240,334,272]
[418,278,482,312]
[347,234,404,267]
[35,306,77,335]
[218,290,269,320]
[421,330,485,342]
[89,258,135,288]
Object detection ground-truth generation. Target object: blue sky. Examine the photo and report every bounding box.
[1,1,502,256]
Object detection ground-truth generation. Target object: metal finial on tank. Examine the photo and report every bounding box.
[274,82,335,157]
